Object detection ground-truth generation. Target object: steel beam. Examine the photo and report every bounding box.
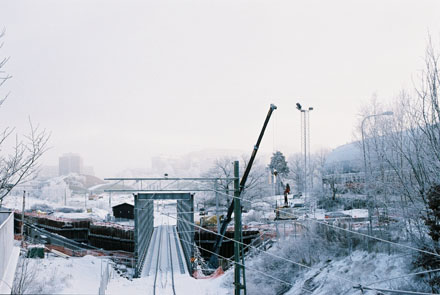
[104,189,213,193]
[104,177,237,181]
[137,193,192,200]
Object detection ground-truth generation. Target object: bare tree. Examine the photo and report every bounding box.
[200,155,268,208]
[0,31,49,205]
[201,156,234,206]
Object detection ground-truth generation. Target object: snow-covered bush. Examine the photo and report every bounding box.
[242,224,346,295]
[40,177,71,203]
[243,210,263,224]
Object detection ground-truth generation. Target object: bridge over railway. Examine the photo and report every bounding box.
[132,192,194,279]
[104,177,238,293]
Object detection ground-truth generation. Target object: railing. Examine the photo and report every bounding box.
[0,211,14,290]
[177,195,194,273]
[98,259,113,295]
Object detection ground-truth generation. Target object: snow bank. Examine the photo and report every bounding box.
[13,255,103,294]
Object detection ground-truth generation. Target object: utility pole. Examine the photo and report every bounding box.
[21,190,25,248]
[233,161,246,295]
[303,110,307,198]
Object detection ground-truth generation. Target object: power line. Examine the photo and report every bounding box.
[138,177,440,290]
[353,285,437,295]
[310,218,440,259]
[365,268,440,286]
[161,212,359,285]
[176,228,314,294]
[165,212,440,295]
[196,183,440,260]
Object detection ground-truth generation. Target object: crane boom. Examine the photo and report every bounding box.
[208,104,277,268]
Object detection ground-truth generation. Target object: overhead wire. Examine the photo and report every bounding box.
[124,176,440,289]
[176,231,314,294]
[161,210,440,295]
[194,182,440,260]
[156,205,311,293]
[365,268,440,286]
[160,212,361,286]
[310,218,440,259]
[182,185,440,292]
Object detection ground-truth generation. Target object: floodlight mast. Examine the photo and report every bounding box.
[208,104,277,268]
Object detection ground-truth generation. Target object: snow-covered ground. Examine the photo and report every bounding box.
[10,195,234,294]
[286,251,416,295]
[7,189,416,294]
[106,271,230,295]
[14,255,102,294]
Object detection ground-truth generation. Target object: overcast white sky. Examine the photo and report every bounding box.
[1,0,440,177]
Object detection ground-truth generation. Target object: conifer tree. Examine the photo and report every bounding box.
[268,151,290,178]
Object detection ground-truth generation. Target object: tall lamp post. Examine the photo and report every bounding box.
[296,103,313,199]
[361,111,393,236]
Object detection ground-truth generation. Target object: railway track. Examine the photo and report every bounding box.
[152,225,176,295]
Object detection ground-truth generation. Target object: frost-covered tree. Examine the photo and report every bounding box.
[0,31,49,205]
[201,155,268,208]
[287,153,303,193]
[312,148,330,192]
[268,151,289,178]
[354,40,440,269]
[201,157,234,206]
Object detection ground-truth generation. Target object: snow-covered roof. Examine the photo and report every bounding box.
[112,202,134,208]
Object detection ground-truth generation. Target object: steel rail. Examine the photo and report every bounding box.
[167,226,176,295]
[153,226,162,295]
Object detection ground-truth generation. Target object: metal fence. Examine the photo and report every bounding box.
[177,194,194,273]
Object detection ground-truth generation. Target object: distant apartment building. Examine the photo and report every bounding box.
[59,153,83,176]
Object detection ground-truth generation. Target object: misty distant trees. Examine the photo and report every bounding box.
[0,31,49,204]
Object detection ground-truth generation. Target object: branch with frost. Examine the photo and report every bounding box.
[0,118,50,201]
